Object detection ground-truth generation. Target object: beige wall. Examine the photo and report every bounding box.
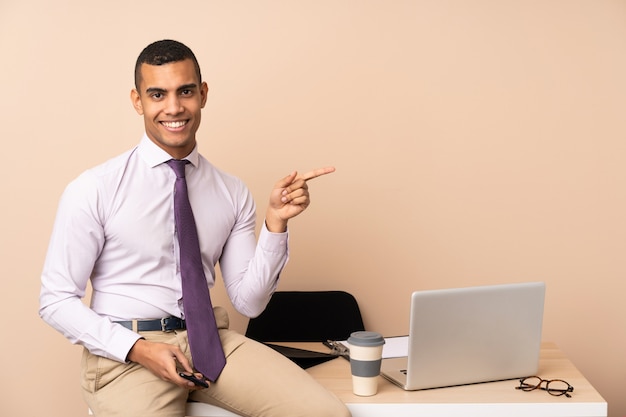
[1,1,624,416]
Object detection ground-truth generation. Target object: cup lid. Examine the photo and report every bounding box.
[347,331,385,347]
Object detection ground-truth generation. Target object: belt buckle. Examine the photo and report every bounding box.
[161,317,174,332]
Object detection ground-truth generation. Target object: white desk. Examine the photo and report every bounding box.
[186,342,607,417]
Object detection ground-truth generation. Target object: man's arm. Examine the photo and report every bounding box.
[218,167,335,317]
[39,174,141,362]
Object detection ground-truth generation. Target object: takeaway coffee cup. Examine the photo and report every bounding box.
[347,331,385,396]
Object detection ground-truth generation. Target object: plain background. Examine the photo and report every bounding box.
[1,1,624,416]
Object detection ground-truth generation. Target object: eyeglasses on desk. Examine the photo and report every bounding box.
[516,376,574,398]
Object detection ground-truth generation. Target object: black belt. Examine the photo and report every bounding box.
[115,317,186,332]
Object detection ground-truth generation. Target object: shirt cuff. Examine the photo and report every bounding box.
[259,221,289,254]
[107,324,146,363]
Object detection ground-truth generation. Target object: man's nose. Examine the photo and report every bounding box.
[165,96,183,115]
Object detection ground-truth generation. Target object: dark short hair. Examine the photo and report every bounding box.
[134,39,202,90]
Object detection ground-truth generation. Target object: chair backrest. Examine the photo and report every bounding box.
[245,290,365,342]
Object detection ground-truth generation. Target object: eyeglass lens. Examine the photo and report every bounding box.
[517,376,574,398]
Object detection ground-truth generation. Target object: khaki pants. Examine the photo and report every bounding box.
[81,307,350,417]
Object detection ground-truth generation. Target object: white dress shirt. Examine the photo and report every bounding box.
[39,135,289,363]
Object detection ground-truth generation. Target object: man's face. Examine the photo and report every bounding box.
[131,59,208,159]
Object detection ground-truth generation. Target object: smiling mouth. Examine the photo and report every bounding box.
[161,120,188,129]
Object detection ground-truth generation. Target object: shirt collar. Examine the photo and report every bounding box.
[138,134,200,168]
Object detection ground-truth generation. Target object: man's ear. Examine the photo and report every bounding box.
[130,89,144,115]
[200,82,209,108]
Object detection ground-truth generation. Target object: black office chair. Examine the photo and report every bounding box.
[245,290,365,342]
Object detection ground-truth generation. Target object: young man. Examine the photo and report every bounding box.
[39,39,349,417]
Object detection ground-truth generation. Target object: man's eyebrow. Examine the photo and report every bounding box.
[178,83,198,91]
[145,87,167,95]
[144,84,198,95]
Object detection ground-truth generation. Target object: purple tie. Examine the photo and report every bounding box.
[167,159,226,382]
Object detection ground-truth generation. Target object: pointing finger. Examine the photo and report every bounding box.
[301,166,336,182]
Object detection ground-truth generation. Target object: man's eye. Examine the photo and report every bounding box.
[151,93,163,100]
[181,90,192,96]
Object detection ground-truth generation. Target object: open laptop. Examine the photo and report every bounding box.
[380,282,545,390]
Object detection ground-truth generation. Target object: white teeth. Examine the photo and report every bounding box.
[162,121,187,128]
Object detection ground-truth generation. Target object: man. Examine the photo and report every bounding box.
[39,39,350,417]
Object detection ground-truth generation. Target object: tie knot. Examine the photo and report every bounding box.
[166,159,188,178]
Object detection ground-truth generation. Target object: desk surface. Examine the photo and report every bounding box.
[187,342,607,417]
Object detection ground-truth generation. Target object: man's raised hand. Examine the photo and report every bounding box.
[265,166,335,232]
